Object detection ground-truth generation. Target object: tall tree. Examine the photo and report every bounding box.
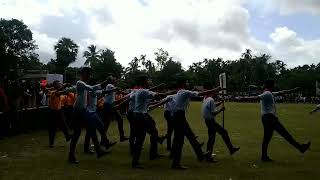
[92,48,123,80]
[0,18,38,79]
[154,48,172,70]
[50,37,79,73]
[83,44,100,67]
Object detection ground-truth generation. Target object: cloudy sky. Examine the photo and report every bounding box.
[1,0,319,68]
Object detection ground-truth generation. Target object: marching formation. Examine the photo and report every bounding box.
[44,67,313,170]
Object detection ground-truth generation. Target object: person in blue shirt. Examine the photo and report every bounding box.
[202,83,239,163]
[83,79,118,154]
[131,75,172,169]
[68,67,109,164]
[170,77,223,170]
[243,80,310,162]
[101,74,129,142]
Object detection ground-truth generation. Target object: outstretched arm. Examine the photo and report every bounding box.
[154,90,176,99]
[148,98,170,111]
[149,83,165,91]
[213,105,225,116]
[277,87,300,96]
[215,101,224,107]
[198,86,223,96]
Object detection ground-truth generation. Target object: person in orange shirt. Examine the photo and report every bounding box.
[47,81,72,148]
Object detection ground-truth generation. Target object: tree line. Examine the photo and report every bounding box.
[1,18,319,95]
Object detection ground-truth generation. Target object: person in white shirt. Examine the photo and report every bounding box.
[68,67,109,164]
[131,75,172,169]
[83,79,118,154]
[170,77,222,170]
[202,83,239,163]
[101,74,128,142]
[310,104,320,114]
[243,80,311,162]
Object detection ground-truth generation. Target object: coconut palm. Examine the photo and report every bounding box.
[83,44,100,67]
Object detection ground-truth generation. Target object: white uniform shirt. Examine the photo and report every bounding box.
[104,84,115,105]
[173,89,199,112]
[258,91,279,116]
[133,89,156,113]
[74,80,101,110]
[164,95,176,112]
[202,97,216,120]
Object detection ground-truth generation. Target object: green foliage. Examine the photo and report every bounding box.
[0,18,40,79]
[49,37,79,74]
[83,44,100,67]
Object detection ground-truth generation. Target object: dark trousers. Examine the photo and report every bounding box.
[84,111,110,151]
[171,110,203,166]
[48,109,70,146]
[102,103,125,139]
[127,111,135,153]
[132,113,160,166]
[205,118,234,155]
[63,106,74,128]
[261,113,301,158]
[164,110,174,150]
[69,108,102,158]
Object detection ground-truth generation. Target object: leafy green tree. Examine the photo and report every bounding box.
[50,37,79,73]
[83,44,100,67]
[154,48,172,70]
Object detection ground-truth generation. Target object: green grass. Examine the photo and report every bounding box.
[0,103,320,180]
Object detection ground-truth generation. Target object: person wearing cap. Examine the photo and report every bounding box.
[202,83,239,163]
[242,79,311,162]
[68,67,109,164]
[170,77,223,170]
[101,74,129,142]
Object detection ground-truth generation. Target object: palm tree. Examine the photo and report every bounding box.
[83,45,100,67]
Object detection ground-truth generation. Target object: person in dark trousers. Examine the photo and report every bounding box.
[131,75,171,169]
[47,81,72,148]
[170,77,222,170]
[102,74,128,142]
[243,80,311,162]
[202,83,239,163]
[68,67,109,164]
[83,80,118,154]
[148,94,176,151]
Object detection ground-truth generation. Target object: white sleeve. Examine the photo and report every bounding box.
[78,81,101,91]
[272,92,280,96]
[258,92,267,99]
[147,91,157,98]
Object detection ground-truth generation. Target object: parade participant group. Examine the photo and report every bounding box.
[40,67,314,170]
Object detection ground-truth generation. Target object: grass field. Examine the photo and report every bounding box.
[0,102,319,180]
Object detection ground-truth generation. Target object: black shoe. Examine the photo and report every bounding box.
[65,134,72,142]
[198,151,210,162]
[150,154,165,160]
[49,145,54,148]
[120,136,129,142]
[101,141,117,150]
[299,142,311,154]
[84,148,95,154]
[206,157,219,163]
[132,163,144,169]
[261,156,274,162]
[97,150,110,159]
[230,146,240,155]
[68,156,79,164]
[171,164,188,170]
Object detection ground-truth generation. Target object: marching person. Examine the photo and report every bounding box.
[202,83,239,163]
[170,77,223,170]
[47,81,72,148]
[242,80,311,162]
[131,75,170,169]
[83,79,118,154]
[68,67,109,164]
[102,74,128,142]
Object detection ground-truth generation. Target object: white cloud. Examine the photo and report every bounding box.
[0,0,319,69]
[268,27,320,67]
